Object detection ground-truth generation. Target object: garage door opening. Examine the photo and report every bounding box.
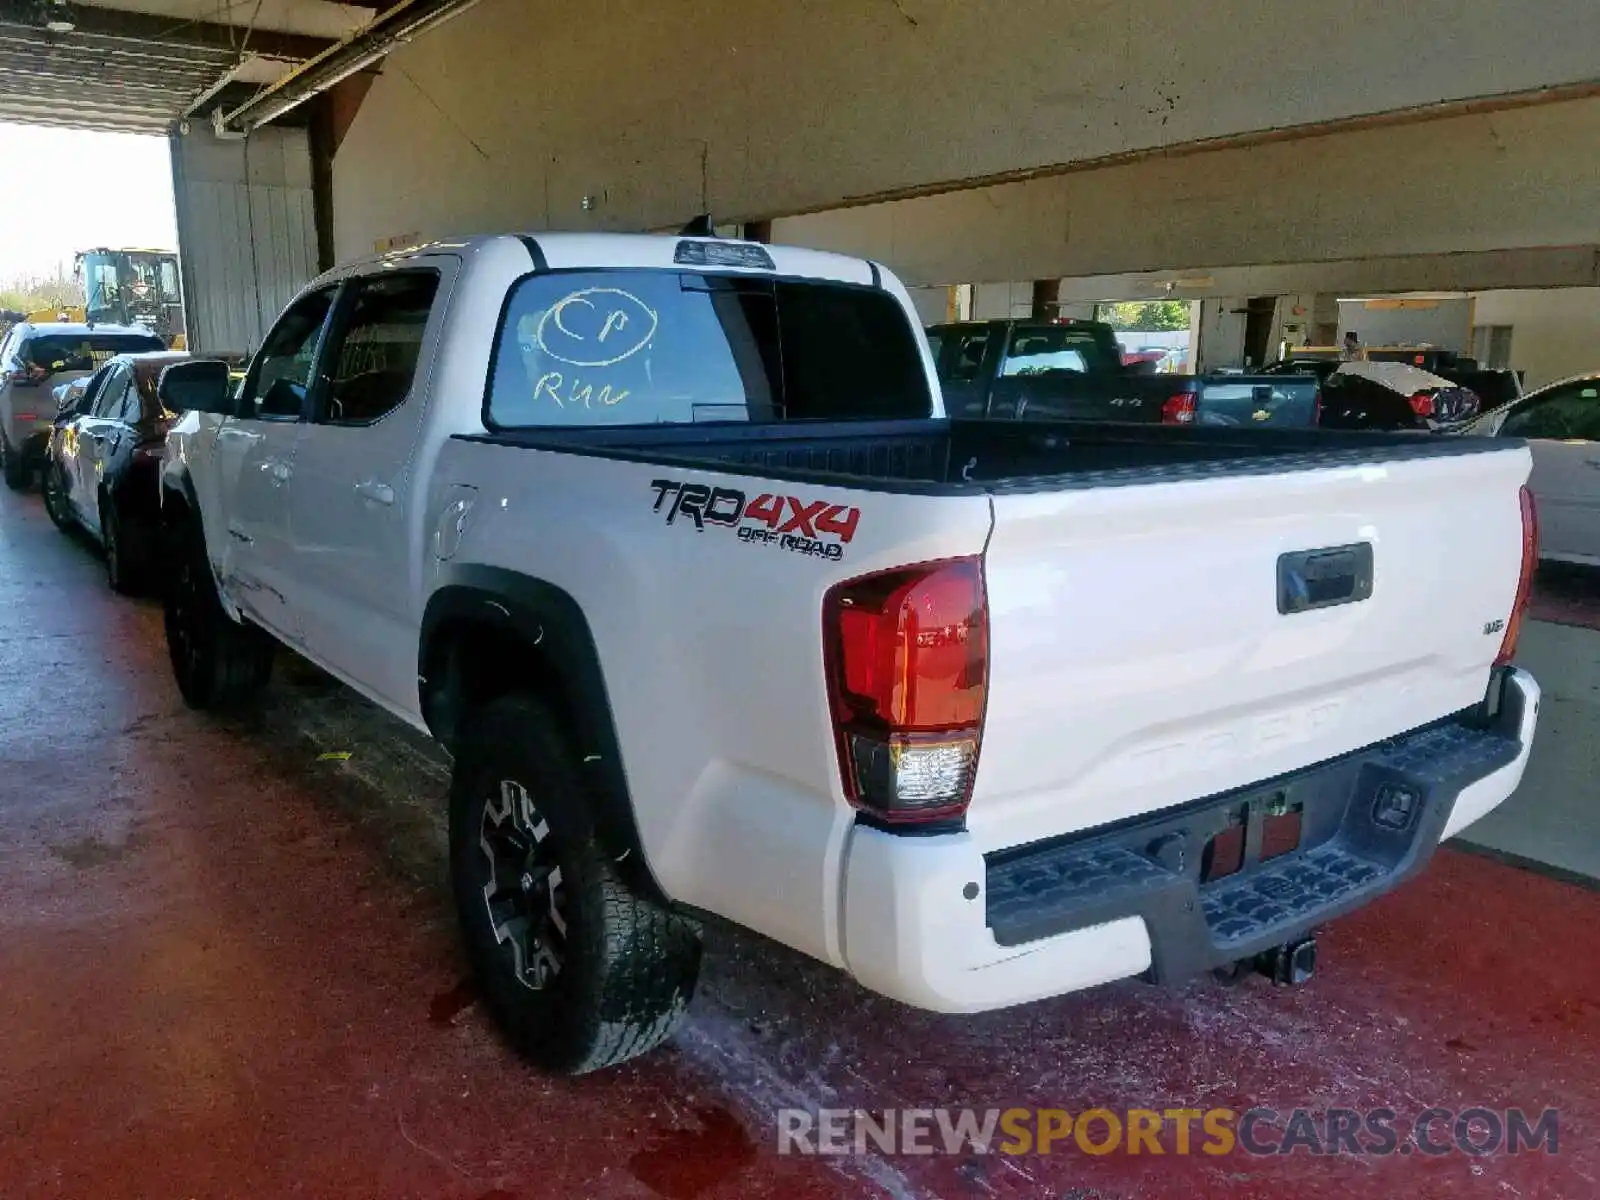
[0,122,178,341]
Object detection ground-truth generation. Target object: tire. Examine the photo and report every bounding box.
[449,694,701,1074]
[2,432,29,492]
[102,497,139,595]
[42,460,74,531]
[163,514,274,709]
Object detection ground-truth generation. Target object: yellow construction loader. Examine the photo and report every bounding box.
[22,249,186,349]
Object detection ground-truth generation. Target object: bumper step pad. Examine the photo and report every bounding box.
[1203,845,1384,948]
[983,687,1526,981]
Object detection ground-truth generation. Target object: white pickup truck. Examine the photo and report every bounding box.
[155,232,1541,1075]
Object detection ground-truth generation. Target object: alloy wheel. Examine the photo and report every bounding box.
[479,778,567,991]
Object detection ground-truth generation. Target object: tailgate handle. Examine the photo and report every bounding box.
[1277,543,1374,614]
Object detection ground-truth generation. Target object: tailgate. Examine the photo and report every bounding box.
[1195,378,1319,428]
[970,444,1532,851]
[990,374,1165,424]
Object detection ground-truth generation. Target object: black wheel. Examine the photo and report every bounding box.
[42,460,74,531]
[1213,960,1253,987]
[163,514,274,709]
[1,433,29,492]
[450,694,701,1074]
[101,497,139,595]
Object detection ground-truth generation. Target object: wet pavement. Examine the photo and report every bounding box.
[1528,563,1600,633]
[2,489,1599,1199]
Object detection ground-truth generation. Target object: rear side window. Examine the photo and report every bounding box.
[92,366,132,419]
[486,271,931,428]
[319,271,440,425]
[928,328,991,384]
[1500,385,1600,441]
[22,333,164,373]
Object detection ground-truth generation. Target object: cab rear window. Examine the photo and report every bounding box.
[485,270,932,428]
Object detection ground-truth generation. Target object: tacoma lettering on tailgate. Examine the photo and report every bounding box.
[649,479,860,562]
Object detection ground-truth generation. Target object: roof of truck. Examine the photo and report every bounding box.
[7,321,160,339]
[348,232,884,289]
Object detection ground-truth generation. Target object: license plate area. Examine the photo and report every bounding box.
[1278,542,1373,614]
[1200,792,1305,884]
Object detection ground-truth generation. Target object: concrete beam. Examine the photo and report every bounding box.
[1049,248,1600,305]
[771,98,1600,287]
[329,0,1600,256]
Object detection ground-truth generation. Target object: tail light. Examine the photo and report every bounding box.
[1313,388,1323,426]
[7,365,46,389]
[823,557,988,826]
[1408,391,1435,418]
[1161,393,1197,424]
[1495,486,1538,666]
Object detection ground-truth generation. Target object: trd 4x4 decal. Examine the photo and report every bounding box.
[649,479,861,562]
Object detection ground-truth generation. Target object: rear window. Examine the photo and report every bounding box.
[22,333,164,372]
[486,271,931,428]
[1000,326,1119,377]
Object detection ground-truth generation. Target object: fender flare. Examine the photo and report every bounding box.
[159,461,200,516]
[157,464,244,619]
[419,565,664,902]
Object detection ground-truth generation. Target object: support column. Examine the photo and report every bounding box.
[1031,278,1060,319]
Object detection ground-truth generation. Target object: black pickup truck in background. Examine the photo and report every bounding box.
[926,319,1321,428]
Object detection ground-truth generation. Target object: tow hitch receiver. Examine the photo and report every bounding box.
[1255,936,1317,986]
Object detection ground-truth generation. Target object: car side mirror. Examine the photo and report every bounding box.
[158,359,234,415]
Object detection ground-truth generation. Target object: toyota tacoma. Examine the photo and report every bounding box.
[154,232,1542,1074]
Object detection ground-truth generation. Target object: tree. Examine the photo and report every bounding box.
[1096,300,1191,332]
[0,269,79,315]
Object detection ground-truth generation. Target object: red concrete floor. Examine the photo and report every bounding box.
[2,492,1599,1200]
[1529,564,1600,633]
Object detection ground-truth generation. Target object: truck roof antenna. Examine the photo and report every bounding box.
[679,213,714,237]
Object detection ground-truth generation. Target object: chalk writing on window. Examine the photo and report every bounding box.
[533,288,658,368]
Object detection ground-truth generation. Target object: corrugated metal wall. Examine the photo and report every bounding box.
[169,125,318,355]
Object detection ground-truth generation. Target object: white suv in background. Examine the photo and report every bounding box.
[0,321,165,489]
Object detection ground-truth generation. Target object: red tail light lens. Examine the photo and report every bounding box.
[1495,486,1538,666]
[1408,391,1435,418]
[823,557,988,826]
[1161,393,1196,424]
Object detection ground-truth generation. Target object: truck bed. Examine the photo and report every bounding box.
[464,417,1515,494]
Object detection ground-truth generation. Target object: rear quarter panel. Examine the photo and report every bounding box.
[427,439,993,966]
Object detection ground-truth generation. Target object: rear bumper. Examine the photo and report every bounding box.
[840,668,1539,1013]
